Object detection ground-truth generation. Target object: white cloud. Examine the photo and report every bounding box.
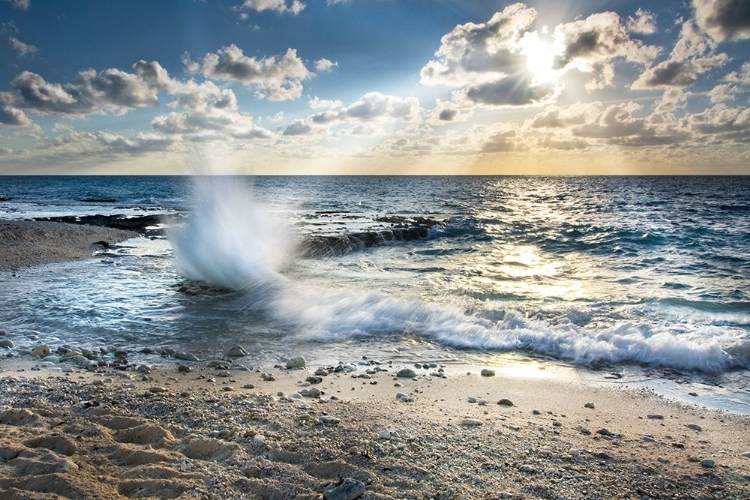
[2,61,175,116]
[95,131,174,154]
[632,22,729,89]
[626,9,657,35]
[0,105,33,127]
[725,62,750,85]
[708,83,737,103]
[8,36,37,57]
[693,0,750,41]
[6,0,29,11]
[240,0,305,16]
[308,96,343,109]
[199,44,311,101]
[314,58,338,72]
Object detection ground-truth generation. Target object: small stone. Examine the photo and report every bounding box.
[0,339,15,348]
[323,478,365,500]
[148,386,167,393]
[226,346,247,358]
[177,364,192,373]
[397,368,417,379]
[222,386,233,392]
[315,367,329,376]
[584,402,595,409]
[497,398,514,407]
[174,351,199,362]
[643,435,657,443]
[688,456,700,463]
[597,428,615,437]
[687,423,702,432]
[216,370,231,378]
[462,418,482,427]
[552,420,562,427]
[300,387,321,398]
[532,410,541,415]
[31,345,50,358]
[286,356,306,370]
[700,459,715,468]
[480,368,495,377]
[478,399,487,406]
[319,415,340,425]
[468,396,477,403]
[307,376,323,384]
[742,451,750,458]
[379,430,391,440]
[518,464,536,473]
[647,414,664,420]
[243,383,255,389]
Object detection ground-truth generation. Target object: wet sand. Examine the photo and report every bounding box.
[1,357,748,499]
[0,221,137,271]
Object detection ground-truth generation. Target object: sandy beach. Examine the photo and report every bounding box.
[0,354,748,499]
[0,221,137,271]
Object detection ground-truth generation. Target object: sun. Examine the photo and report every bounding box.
[520,32,560,83]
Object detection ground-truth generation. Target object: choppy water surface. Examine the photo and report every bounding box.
[1,176,749,411]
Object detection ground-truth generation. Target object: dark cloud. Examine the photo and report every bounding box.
[694,0,750,41]
[0,105,32,126]
[632,54,728,88]
[463,78,556,106]
[282,120,312,136]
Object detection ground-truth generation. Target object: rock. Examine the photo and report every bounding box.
[243,383,255,389]
[643,435,657,443]
[519,464,536,473]
[584,402,595,409]
[468,396,477,403]
[397,368,417,378]
[742,451,750,458]
[307,376,323,384]
[177,364,192,373]
[395,393,413,402]
[300,387,321,398]
[478,399,487,406]
[480,368,495,377]
[647,414,664,420]
[261,373,275,381]
[532,410,541,415]
[379,430,391,440]
[286,356,306,370]
[226,346,247,357]
[319,415,340,425]
[174,351,199,362]
[148,386,167,393]
[597,428,615,437]
[216,370,231,378]
[461,418,483,427]
[31,345,50,358]
[0,339,14,348]
[314,367,329,376]
[700,459,715,468]
[323,478,365,500]
[497,398,514,407]
[552,420,562,427]
[688,456,700,463]
[687,423,702,432]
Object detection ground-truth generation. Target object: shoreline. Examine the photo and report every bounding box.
[0,220,138,271]
[1,357,748,499]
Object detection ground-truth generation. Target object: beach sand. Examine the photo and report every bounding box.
[0,357,748,500]
[0,221,137,271]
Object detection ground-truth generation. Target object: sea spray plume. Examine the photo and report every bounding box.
[168,175,292,290]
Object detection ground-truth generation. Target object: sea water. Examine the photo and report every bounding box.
[1,176,749,411]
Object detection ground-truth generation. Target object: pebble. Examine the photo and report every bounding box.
[597,428,615,437]
[261,373,275,381]
[0,339,15,348]
[314,367,329,376]
[307,376,323,384]
[395,392,414,402]
[242,383,255,389]
[700,459,715,468]
[584,402,595,409]
[379,430,391,440]
[552,420,562,427]
[461,418,483,427]
[742,451,750,458]
[319,415,340,425]
[518,464,536,473]
[216,370,231,378]
[643,435,657,443]
[477,399,487,406]
[148,386,167,393]
[177,364,192,373]
[300,388,321,398]
[480,368,495,377]
[468,396,477,403]
[688,456,700,463]
[286,356,306,370]
[396,368,417,379]
[226,346,247,358]
[497,398,514,407]
[687,423,702,432]
[647,414,664,420]
[323,478,365,500]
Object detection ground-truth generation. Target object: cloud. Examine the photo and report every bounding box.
[552,11,659,71]
[314,58,338,72]
[95,132,174,154]
[694,0,750,41]
[8,36,37,57]
[688,103,750,135]
[457,77,559,107]
[308,96,342,109]
[282,119,312,136]
[626,9,657,35]
[6,0,29,11]
[3,61,175,116]
[708,83,737,103]
[240,0,305,16]
[0,105,33,127]
[199,44,311,100]
[725,62,750,85]
[632,22,729,89]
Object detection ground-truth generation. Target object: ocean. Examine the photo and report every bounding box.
[1,175,749,412]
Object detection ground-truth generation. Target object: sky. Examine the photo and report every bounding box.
[0,0,748,175]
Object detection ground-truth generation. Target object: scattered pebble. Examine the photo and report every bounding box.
[497,398,514,407]
[286,356,306,370]
[480,369,495,377]
[584,402,595,409]
[396,368,417,379]
[323,478,365,500]
[700,459,715,468]
[687,423,702,432]
[461,418,483,427]
[647,414,664,420]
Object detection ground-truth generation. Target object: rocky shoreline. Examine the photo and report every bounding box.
[1,352,748,499]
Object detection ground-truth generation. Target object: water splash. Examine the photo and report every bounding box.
[167,176,291,291]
